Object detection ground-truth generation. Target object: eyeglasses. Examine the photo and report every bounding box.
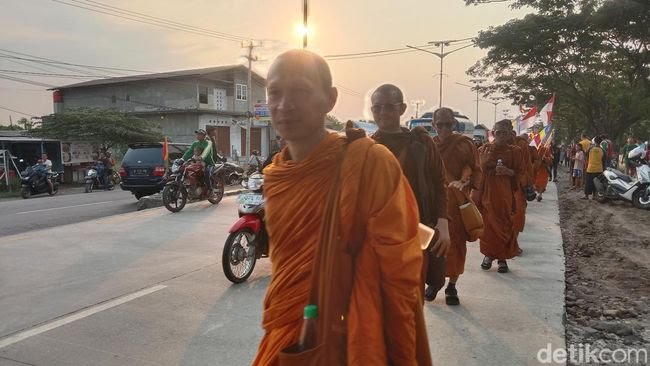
[371,103,403,113]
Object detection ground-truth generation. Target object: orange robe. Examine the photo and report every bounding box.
[434,133,482,278]
[534,146,553,193]
[477,143,526,260]
[254,133,429,366]
[512,137,533,233]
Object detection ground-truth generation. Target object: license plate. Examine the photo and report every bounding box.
[238,193,263,205]
[131,168,148,176]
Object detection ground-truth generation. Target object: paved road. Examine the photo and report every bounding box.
[0,188,137,236]
[0,186,565,366]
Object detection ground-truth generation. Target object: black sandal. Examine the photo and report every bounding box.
[497,260,509,273]
[445,285,460,306]
[424,285,437,302]
[481,256,493,270]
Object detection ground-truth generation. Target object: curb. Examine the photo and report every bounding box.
[136,188,246,211]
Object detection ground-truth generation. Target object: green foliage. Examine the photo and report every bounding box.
[0,124,24,130]
[29,108,163,149]
[466,0,650,141]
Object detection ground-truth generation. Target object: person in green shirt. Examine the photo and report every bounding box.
[621,137,638,177]
[183,129,215,189]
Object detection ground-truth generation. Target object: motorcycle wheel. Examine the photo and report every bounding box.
[162,184,187,212]
[594,177,608,203]
[208,176,225,204]
[222,229,257,284]
[632,187,650,209]
[20,186,31,199]
[85,181,93,193]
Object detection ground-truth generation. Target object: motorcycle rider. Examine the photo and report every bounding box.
[41,153,54,194]
[97,152,113,189]
[182,129,215,190]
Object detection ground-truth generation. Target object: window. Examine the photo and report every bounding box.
[236,84,248,101]
[199,86,209,104]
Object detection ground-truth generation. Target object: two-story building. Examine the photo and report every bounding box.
[52,65,271,160]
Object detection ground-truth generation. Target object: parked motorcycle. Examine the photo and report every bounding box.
[594,142,650,209]
[20,164,59,199]
[161,158,225,212]
[222,160,244,186]
[84,162,114,193]
[222,172,268,283]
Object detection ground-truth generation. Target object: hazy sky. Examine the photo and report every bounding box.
[0,0,531,128]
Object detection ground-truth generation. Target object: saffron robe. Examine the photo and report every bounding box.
[534,146,553,193]
[433,133,482,277]
[476,143,526,260]
[253,133,431,366]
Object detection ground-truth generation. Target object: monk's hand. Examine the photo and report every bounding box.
[448,180,469,190]
[431,218,451,258]
[495,165,514,176]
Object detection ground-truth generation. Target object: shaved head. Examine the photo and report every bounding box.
[494,119,513,130]
[269,49,333,94]
[372,84,404,103]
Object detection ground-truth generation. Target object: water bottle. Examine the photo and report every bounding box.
[298,304,318,352]
[497,159,503,166]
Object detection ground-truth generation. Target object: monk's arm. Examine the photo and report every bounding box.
[427,139,449,220]
[466,140,483,191]
[364,145,422,365]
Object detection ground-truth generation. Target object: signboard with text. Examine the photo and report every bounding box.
[254,101,271,121]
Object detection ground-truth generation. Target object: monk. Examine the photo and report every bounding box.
[534,144,553,201]
[432,107,482,305]
[474,119,526,273]
[370,84,450,304]
[254,50,431,365]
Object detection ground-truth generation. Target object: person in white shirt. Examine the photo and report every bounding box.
[41,153,54,193]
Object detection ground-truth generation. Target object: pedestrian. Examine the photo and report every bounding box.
[572,144,585,189]
[583,135,606,200]
[579,133,591,156]
[253,49,431,366]
[621,137,638,177]
[370,86,451,304]
[534,145,553,201]
[475,119,526,273]
[551,142,561,182]
[432,106,483,305]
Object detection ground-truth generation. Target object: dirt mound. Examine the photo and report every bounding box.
[557,171,650,359]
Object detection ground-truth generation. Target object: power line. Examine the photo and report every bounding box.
[0,74,55,88]
[0,69,106,79]
[0,50,109,77]
[52,0,255,43]
[0,52,148,74]
[0,105,38,118]
[324,39,475,60]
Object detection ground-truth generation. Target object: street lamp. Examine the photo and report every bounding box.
[302,0,308,48]
[411,100,425,118]
[406,39,474,108]
[456,78,487,125]
[480,98,506,123]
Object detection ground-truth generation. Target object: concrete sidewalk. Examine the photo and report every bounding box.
[425,182,566,365]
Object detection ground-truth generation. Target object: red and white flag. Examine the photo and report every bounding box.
[539,94,555,125]
[518,106,537,132]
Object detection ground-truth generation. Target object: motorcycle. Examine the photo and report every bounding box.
[221,159,244,186]
[20,164,59,199]
[594,142,650,210]
[222,172,268,283]
[84,162,114,193]
[161,158,225,212]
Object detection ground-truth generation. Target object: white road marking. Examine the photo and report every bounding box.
[0,285,167,349]
[15,201,117,215]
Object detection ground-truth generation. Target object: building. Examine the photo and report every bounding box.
[51,65,271,161]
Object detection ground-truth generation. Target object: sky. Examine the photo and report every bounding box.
[0,0,532,128]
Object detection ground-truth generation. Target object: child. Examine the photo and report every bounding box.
[573,144,585,189]
[191,146,206,170]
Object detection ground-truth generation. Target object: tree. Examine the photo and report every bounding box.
[465,0,650,142]
[0,124,24,131]
[29,108,163,150]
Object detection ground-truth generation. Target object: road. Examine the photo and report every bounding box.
[0,186,565,366]
[0,188,136,236]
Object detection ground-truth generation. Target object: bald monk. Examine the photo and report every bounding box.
[370,84,450,304]
[432,107,482,305]
[474,119,526,273]
[254,50,431,365]
[534,145,553,201]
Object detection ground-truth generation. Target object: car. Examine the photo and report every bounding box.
[119,142,190,200]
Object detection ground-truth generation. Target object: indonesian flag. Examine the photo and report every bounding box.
[539,94,555,125]
[162,136,169,161]
[519,106,538,132]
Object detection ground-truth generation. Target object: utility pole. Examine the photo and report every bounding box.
[302,0,309,48]
[411,100,425,118]
[456,79,486,125]
[407,38,474,108]
[242,40,260,170]
[480,98,505,123]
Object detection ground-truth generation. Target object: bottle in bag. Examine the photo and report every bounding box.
[298,304,318,352]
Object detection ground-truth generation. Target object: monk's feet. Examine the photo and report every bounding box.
[481,256,493,270]
[424,285,437,302]
[517,248,523,256]
[537,195,543,202]
[497,260,509,273]
[445,284,460,306]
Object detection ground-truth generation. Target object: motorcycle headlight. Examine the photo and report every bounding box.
[171,163,180,173]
